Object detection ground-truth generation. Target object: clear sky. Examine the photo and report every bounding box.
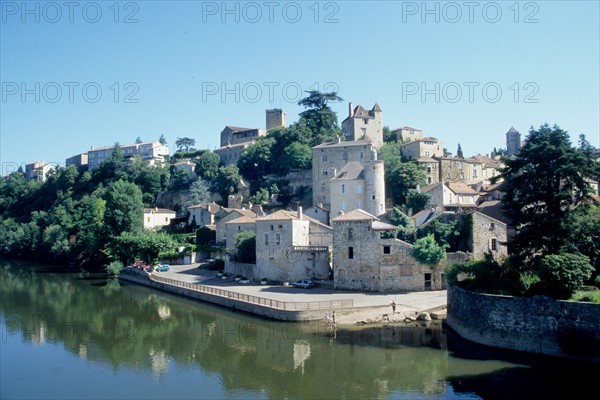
[1,0,599,175]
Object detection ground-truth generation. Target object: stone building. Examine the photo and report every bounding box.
[469,211,508,261]
[331,209,444,292]
[506,126,521,156]
[254,208,332,283]
[266,108,286,131]
[215,208,257,245]
[65,153,88,169]
[25,161,54,182]
[391,126,422,143]
[401,137,444,159]
[143,207,176,230]
[187,201,223,227]
[312,102,386,217]
[341,103,383,149]
[421,182,478,211]
[214,125,266,166]
[87,141,169,171]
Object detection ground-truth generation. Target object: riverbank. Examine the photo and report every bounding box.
[118,263,448,325]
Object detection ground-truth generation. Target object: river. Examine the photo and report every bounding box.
[0,260,595,399]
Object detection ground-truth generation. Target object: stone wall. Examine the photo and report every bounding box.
[446,285,600,363]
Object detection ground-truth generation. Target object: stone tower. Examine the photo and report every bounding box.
[363,151,386,217]
[341,103,383,150]
[266,109,286,131]
[506,127,521,157]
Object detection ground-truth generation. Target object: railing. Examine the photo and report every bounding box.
[292,245,329,252]
[149,273,353,311]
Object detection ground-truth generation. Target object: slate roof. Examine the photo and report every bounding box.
[313,139,372,149]
[331,162,364,180]
[331,209,377,222]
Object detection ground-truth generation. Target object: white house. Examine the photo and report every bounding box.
[144,208,176,230]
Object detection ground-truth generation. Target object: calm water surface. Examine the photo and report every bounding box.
[0,261,595,400]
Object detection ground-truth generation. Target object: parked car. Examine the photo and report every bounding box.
[155,264,170,272]
[292,279,315,289]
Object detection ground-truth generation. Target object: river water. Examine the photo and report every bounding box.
[0,261,595,399]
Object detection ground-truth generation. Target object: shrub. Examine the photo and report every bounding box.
[413,234,446,265]
[537,253,594,299]
[106,260,123,276]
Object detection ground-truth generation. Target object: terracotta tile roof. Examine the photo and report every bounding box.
[447,182,478,195]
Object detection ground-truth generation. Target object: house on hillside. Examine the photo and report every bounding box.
[187,201,223,227]
[421,182,478,211]
[215,208,258,244]
[144,207,176,230]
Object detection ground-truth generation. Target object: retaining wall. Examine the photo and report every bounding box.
[118,268,353,322]
[446,285,600,363]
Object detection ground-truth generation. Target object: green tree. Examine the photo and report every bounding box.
[413,234,447,265]
[234,231,256,263]
[297,90,343,145]
[406,190,430,214]
[237,137,275,180]
[278,142,312,173]
[159,134,167,146]
[382,126,394,143]
[492,124,600,269]
[136,136,143,144]
[187,179,211,206]
[387,207,416,242]
[194,151,221,180]
[104,180,144,236]
[110,231,176,266]
[175,137,196,151]
[538,253,594,299]
[211,165,242,203]
[379,143,427,205]
[456,143,464,158]
[249,187,270,205]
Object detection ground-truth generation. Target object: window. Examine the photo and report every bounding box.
[360,151,364,159]
[264,234,269,245]
[322,169,328,176]
[428,177,432,184]
[427,167,432,173]
[164,217,168,222]
[238,226,241,231]
[270,225,274,230]
[491,238,498,251]
[372,194,376,200]
[356,200,362,209]
[348,227,354,239]
[490,222,495,230]
[342,152,348,161]
[341,184,346,194]
[147,217,150,223]
[383,246,391,254]
[322,155,328,162]
[348,247,354,259]
[356,184,362,193]
[361,127,367,137]
[275,234,281,245]
[425,151,430,157]
[473,168,478,178]
[278,224,283,229]
[341,201,347,210]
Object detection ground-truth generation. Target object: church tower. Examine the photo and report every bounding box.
[506,127,521,156]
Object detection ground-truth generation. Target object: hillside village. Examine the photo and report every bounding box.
[21,100,600,293]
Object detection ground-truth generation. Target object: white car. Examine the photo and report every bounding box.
[292,280,315,289]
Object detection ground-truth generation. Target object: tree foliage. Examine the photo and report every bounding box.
[492,123,600,269]
[187,179,211,206]
[234,231,256,263]
[537,253,594,299]
[413,234,447,265]
[175,137,196,151]
[104,180,144,237]
[379,143,427,206]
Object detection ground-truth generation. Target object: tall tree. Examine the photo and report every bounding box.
[159,134,167,146]
[456,143,464,158]
[194,151,221,180]
[175,137,196,151]
[187,179,211,206]
[492,124,600,269]
[104,180,144,236]
[297,90,343,145]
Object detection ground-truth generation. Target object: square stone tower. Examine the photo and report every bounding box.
[266,109,286,131]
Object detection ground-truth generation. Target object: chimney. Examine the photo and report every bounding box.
[348,102,352,117]
[297,206,303,220]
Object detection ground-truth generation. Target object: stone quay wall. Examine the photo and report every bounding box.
[118,268,353,322]
[446,285,600,363]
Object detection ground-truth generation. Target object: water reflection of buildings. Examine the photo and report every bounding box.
[293,340,311,374]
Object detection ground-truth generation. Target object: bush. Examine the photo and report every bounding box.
[445,256,509,294]
[106,261,124,276]
[537,253,594,299]
[413,234,446,265]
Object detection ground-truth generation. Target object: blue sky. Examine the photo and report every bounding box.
[1,0,599,175]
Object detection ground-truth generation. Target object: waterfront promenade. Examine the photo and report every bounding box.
[121,263,448,325]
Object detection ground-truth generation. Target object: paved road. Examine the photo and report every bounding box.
[155,263,448,325]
